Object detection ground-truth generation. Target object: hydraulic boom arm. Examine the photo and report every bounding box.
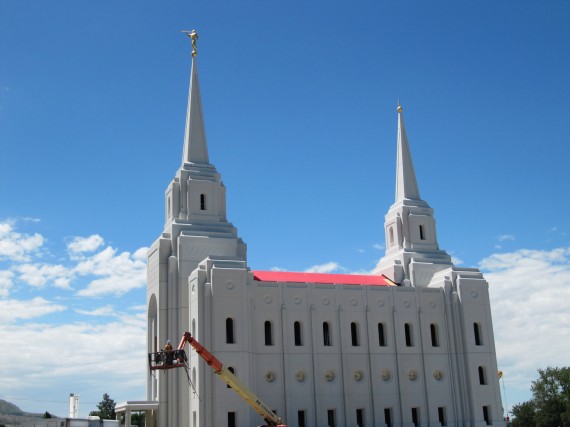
[177,332,287,427]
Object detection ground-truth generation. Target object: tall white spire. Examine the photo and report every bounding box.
[395,103,420,201]
[182,57,209,164]
[374,104,452,287]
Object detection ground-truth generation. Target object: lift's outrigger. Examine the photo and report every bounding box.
[149,332,287,427]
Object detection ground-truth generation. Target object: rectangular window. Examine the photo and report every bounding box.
[298,410,306,427]
[351,322,360,346]
[411,407,420,427]
[384,408,393,427]
[323,322,332,346]
[294,321,303,346]
[483,406,492,425]
[405,323,414,347]
[356,408,364,427]
[438,407,447,426]
[226,318,235,344]
[327,409,336,427]
[264,320,273,346]
[228,411,236,427]
[430,323,440,347]
[378,322,387,347]
[193,411,196,427]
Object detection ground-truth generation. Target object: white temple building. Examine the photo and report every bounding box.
[116,48,504,427]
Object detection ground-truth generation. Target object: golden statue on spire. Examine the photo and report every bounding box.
[182,29,199,57]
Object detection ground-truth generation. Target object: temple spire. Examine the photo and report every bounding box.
[395,103,420,201]
[181,53,209,164]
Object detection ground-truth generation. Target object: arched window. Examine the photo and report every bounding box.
[474,322,483,346]
[226,318,235,344]
[430,323,440,347]
[483,406,492,426]
[378,322,387,347]
[294,321,303,346]
[351,322,360,346]
[419,225,426,240]
[478,366,487,385]
[200,194,206,211]
[405,323,414,347]
[323,322,332,346]
[227,366,235,388]
[264,320,273,346]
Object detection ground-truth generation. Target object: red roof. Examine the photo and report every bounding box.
[252,271,395,286]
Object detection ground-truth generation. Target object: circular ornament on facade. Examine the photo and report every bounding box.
[264,295,273,304]
[265,371,277,383]
[433,370,445,381]
[353,370,364,382]
[471,290,478,298]
[381,369,392,382]
[350,298,358,307]
[226,280,235,290]
[294,296,302,305]
[377,298,385,307]
[324,370,336,382]
[322,297,330,306]
[295,370,306,383]
[429,300,437,308]
[403,299,411,308]
[407,370,418,381]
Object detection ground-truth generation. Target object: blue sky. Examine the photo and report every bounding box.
[1,0,569,419]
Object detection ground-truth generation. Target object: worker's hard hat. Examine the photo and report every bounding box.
[167,340,171,344]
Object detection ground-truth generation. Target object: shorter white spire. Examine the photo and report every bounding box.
[395,103,421,202]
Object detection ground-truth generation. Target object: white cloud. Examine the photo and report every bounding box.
[270,266,287,272]
[17,263,72,289]
[451,256,464,265]
[482,247,570,394]
[0,297,67,323]
[75,305,116,316]
[67,234,105,254]
[0,270,14,297]
[373,243,384,250]
[305,261,344,274]
[75,246,148,297]
[0,221,44,262]
[497,234,515,242]
[0,310,147,413]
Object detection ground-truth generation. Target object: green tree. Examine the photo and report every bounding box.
[512,401,535,427]
[89,393,116,420]
[511,367,570,427]
[131,412,145,426]
[43,411,52,418]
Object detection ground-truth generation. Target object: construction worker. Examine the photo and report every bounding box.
[164,340,173,365]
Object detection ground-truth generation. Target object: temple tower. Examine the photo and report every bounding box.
[374,104,452,287]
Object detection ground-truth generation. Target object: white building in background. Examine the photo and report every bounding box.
[121,49,504,427]
[69,394,79,419]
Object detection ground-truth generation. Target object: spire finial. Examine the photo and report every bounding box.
[182,29,199,57]
[397,101,403,113]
